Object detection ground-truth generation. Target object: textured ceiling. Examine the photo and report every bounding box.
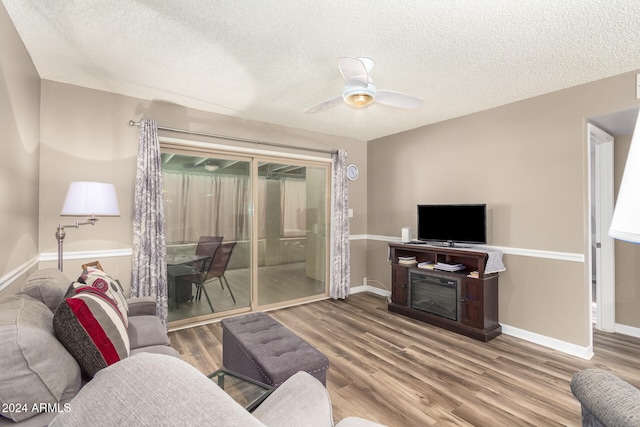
[3,0,640,141]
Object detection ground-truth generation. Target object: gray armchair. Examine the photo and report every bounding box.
[571,368,640,426]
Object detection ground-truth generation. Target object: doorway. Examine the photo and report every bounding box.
[588,123,615,332]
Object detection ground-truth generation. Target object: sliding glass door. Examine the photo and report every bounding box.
[256,160,329,307]
[162,151,252,323]
[161,147,329,325]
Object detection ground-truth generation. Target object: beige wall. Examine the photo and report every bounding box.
[613,133,640,327]
[0,4,41,295]
[367,70,640,348]
[38,81,139,280]
[38,81,368,293]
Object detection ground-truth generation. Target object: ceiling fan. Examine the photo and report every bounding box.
[304,57,424,114]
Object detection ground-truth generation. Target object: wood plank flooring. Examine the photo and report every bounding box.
[169,292,640,426]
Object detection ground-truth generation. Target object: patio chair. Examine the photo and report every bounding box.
[195,242,237,306]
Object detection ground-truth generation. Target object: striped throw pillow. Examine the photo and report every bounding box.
[53,290,130,378]
[77,267,129,322]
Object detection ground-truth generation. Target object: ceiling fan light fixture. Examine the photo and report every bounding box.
[343,81,376,108]
[344,92,375,108]
[204,164,219,172]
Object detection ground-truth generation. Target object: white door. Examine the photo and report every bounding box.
[589,123,615,332]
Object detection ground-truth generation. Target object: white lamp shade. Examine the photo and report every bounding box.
[61,181,120,217]
[609,111,640,243]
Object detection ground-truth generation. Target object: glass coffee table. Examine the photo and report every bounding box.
[208,368,273,412]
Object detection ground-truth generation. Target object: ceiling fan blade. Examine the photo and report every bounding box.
[338,57,369,87]
[376,90,424,109]
[304,96,343,114]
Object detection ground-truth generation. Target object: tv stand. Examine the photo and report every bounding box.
[388,243,501,342]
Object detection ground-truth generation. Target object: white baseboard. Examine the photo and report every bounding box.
[501,323,594,360]
[349,285,366,294]
[614,323,640,338]
[350,284,391,299]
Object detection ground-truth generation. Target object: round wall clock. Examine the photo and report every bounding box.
[347,164,359,181]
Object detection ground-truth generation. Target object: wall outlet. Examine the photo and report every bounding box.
[363,277,368,286]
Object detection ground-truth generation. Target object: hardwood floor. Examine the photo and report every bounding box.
[169,292,640,426]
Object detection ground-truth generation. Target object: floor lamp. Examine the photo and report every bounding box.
[56,181,120,271]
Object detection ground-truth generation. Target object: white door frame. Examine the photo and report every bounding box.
[588,123,615,332]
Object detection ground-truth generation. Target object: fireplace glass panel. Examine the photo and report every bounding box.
[410,271,459,321]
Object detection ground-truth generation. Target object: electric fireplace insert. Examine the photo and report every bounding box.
[409,269,461,321]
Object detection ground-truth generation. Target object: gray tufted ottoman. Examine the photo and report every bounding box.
[221,312,329,387]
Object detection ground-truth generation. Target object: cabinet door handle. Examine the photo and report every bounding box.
[460,299,466,303]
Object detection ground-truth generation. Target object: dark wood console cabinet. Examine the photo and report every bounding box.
[388,243,501,342]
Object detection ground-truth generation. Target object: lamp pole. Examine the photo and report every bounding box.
[55,215,98,271]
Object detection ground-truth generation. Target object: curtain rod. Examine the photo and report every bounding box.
[128,120,337,155]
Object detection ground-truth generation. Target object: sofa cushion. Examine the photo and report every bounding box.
[127,315,170,349]
[49,353,264,427]
[126,295,157,316]
[252,371,333,427]
[53,290,130,378]
[76,267,129,320]
[16,268,71,311]
[0,296,81,422]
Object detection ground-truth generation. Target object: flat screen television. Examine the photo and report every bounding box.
[417,204,486,246]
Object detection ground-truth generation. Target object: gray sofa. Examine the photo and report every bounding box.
[0,268,177,426]
[571,368,640,426]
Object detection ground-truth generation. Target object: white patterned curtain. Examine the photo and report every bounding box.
[280,178,306,238]
[162,171,266,243]
[130,118,168,327]
[330,149,350,299]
